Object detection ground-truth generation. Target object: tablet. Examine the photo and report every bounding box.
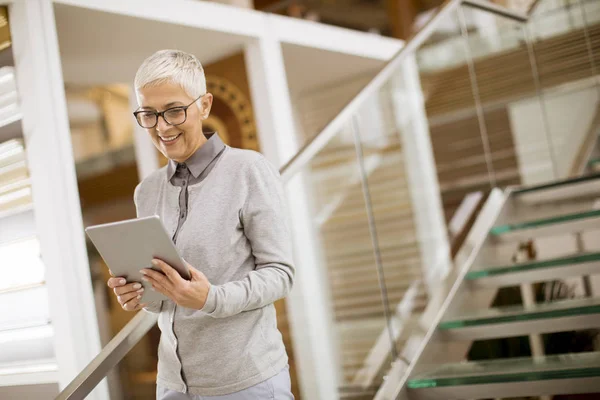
[85,215,190,303]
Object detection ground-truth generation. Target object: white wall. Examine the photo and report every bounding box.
[508,85,600,184]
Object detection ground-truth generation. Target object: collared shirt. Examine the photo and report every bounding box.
[168,133,226,244]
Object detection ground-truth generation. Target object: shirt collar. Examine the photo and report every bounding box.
[167,133,225,181]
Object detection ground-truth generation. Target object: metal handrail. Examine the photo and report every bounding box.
[57,1,539,399]
[462,0,527,21]
[279,0,529,181]
[55,311,158,400]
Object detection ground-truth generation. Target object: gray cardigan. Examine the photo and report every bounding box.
[134,146,295,396]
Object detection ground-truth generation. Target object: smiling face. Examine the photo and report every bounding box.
[136,82,213,163]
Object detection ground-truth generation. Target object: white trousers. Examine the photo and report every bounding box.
[156,365,294,400]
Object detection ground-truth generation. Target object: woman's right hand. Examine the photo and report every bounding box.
[107,275,147,311]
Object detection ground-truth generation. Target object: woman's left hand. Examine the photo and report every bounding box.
[140,259,211,310]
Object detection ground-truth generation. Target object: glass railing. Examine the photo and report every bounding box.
[417,0,600,73]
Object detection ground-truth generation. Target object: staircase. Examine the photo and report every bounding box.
[382,173,600,399]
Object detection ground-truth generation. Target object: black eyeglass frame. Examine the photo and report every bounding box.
[133,94,204,128]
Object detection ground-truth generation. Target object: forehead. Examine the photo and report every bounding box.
[137,82,192,110]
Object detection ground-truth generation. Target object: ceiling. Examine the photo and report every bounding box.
[54,4,249,86]
[282,43,384,95]
[54,4,386,97]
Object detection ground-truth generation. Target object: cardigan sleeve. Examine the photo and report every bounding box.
[201,157,295,318]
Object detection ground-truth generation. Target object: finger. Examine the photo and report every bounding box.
[107,277,126,288]
[122,294,143,311]
[124,303,144,311]
[152,259,185,284]
[117,288,144,306]
[145,277,171,298]
[140,268,172,290]
[187,265,205,282]
[113,282,143,296]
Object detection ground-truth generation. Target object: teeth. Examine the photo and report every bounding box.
[160,134,180,142]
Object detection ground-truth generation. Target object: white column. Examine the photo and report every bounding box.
[130,86,160,180]
[392,55,452,287]
[244,28,340,400]
[9,1,108,398]
[244,26,297,170]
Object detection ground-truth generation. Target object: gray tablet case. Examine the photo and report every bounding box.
[85,215,190,303]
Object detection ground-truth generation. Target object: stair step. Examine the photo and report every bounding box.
[438,297,600,340]
[0,358,58,387]
[466,252,600,287]
[513,173,600,206]
[490,209,600,242]
[407,352,600,399]
[513,173,600,196]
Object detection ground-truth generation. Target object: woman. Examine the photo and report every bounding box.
[107,49,296,400]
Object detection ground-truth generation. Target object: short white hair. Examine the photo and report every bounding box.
[134,49,206,105]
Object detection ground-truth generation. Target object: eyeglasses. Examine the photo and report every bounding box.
[133,95,204,129]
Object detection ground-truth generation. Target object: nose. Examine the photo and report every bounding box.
[155,114,171,133]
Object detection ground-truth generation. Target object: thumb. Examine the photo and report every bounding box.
[184,260,204,281]
[188,266,206,281]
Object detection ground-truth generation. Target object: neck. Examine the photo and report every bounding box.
[175,134,208,163]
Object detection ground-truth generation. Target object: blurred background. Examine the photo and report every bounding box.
[0,0,599,399]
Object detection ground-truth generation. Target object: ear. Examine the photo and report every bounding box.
[200,93,214,120]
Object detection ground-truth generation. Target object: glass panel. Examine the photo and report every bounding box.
[418,5,539,221]
[439,297,600,329]
[408,351,600,388]
[523,0,600,183]
[283,125,395,396]
[529,0,600,42]
[490,209,600,235]
[337,6,469,395]
[462,6,559,187]
[467,251,600,279]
